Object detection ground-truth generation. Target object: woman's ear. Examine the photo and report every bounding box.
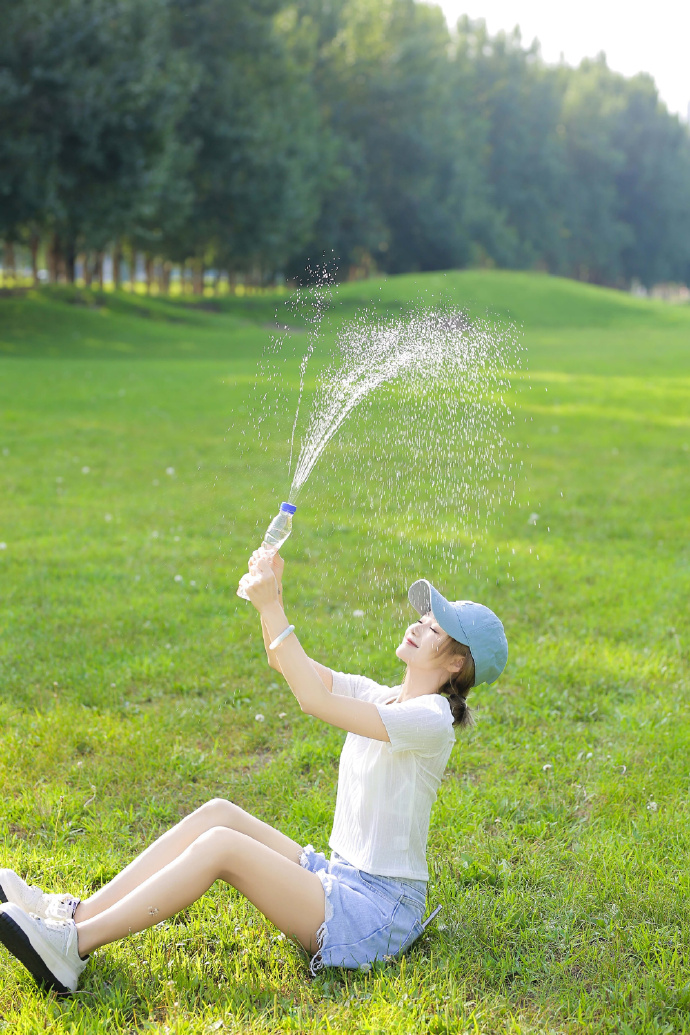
[446,654,466,675]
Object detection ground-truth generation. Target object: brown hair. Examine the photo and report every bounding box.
[437,638,475,728]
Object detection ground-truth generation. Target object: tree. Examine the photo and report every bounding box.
[0,0,193,280]
[163,0,322,284]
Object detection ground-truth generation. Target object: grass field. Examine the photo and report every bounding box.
[0,270,689,1034]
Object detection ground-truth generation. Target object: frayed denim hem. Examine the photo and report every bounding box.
[300,845,334,976]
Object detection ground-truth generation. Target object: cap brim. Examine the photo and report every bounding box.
[408,579,471,649]
[408,579,432,616]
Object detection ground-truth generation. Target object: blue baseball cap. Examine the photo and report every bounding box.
[407,579,508,687]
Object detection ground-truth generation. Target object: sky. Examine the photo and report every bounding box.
[434,0,690,118]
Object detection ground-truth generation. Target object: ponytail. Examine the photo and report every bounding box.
[437,641,475,728]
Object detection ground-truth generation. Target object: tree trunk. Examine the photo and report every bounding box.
[47,235,58,283]
[64,240,76,284]
[145,254,154,294]
[113,242,122,290]
[192,260,204,296]
[127,247,136,292]
[30,232,40,286]
[83,253,93,287]
[95,252,104,290]
[160,261,171,294]
[4,241,16,281]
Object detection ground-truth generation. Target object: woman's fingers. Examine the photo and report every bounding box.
[271,552,285,579]
[249,546,275,571]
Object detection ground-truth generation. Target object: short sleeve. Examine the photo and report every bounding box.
[330,671,397,703]
[376,694,454,754]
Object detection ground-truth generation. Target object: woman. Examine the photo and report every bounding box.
[0,551,507,993]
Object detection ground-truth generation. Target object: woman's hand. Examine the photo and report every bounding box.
[248,548,284,585]
[238,550,281,614]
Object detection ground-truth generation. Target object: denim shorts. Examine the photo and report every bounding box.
[299,844,431,975]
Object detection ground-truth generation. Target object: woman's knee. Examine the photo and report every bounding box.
[192,825,241,867]
[194,797,239,829]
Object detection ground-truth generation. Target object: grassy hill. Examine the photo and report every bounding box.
[0,272,689,1033]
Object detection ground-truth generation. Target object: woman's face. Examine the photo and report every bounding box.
[395,612,452,672]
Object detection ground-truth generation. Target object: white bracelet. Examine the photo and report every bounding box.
[269,624,295,650]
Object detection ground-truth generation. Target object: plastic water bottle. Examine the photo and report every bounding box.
[237,502,297,600]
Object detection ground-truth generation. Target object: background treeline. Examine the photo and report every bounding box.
[2,0,690,289]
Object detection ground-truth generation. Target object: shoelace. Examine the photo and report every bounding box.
[46,895,76,921]
[30,913,75,950]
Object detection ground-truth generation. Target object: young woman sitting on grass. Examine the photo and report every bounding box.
[0,551,507,994]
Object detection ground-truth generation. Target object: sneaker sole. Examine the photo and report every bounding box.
[0,869,10,904]
[0,907,72,995]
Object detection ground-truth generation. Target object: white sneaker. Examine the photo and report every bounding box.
[0,903,88,993]
[0,869,80,921]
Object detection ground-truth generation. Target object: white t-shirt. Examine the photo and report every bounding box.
[327,670,456,881]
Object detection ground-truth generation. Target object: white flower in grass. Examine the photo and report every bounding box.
[647,801,658,812]
[255,713,265,722]
[104,513,112,522]
[174,574,183,583]
[278,712,287,719]
[81,466,90,474]
[527,513,539,525]
[0,542,6,550]
[542,764,553,772]
[190,580,196,586]
[166,466,175,476]
[352,609,365,617]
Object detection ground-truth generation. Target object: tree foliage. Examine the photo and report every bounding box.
[1,0,689,287]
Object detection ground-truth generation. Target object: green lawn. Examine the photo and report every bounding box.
[0,271,689,1034]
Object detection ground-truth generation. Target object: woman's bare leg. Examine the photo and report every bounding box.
[76,827,325,957]
[75,799,304,923]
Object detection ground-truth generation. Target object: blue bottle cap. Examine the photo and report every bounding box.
[280,502,297,514]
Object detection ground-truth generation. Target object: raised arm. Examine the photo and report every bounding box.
[253,551,333,691]
[239,553,387,741]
